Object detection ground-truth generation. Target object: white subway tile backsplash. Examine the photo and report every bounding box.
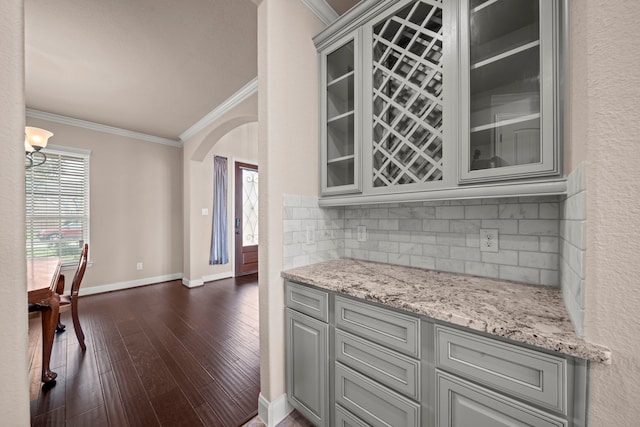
[519,251,559,270]
[283,193,562,287]
[436,258,466,274]
[563,191,586,220]
[378,219,400,230]
[410,233,437,244]
[369,251,389,263]
[389,253,412,266]
[539,236,559,253]
[423,245,450,258]
[410,255,435,269]
[500,265,539,284]
[450,219,482,233]
[499,234,539,251]
[499,203,539,219]
[423,219,450,232]
[436,233,466,247]
[466,234,480,248]
[378,241,400,253]
[519,219,559,236]
[540,269,559,286]
[450,247,482,262]
[539,203,560,219]
[399,242,423,255]
[560,164,586,337]
[389,206,436,219]
[436,206,465,219]
[481,219,518,234]
[481,250,519,266]
[465,261,500,279]
[465,205,499,219]
[398,219,423,231]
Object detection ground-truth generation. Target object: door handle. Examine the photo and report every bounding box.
[235,218,241,235]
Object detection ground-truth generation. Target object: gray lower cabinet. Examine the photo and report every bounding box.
[284,281,586,427]
[285,307,329,427]
[436,370,567,427]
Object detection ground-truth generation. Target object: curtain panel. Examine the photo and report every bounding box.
[210,156,229,265]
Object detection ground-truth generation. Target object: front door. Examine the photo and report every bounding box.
[234,162,259,276]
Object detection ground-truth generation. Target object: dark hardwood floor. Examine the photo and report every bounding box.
[29,274,260,427]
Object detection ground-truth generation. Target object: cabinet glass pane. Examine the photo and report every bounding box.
[326,40,355,189]
[468,0,541,171]
[371,0,444,188]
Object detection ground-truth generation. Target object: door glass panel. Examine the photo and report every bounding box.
[371,0,444,188]
[242,169,259,247]
[468,0,541,171]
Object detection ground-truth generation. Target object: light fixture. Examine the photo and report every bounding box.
[25,126,53,168]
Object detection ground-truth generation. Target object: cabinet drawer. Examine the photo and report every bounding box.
[336,363,420,427]
[436,370,567,427]
[435,325,567,414]
[285,281,329,322]
[335,404,368,427]
[335,296,420,357]
[335,329,420,400]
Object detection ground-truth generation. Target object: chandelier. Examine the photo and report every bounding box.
[25,126,53,168]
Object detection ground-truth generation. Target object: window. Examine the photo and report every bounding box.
[25,147,90,266]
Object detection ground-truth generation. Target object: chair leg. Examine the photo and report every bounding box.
[56,314,66,332]
[71,302,86,351]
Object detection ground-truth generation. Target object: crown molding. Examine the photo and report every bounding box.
[180,77,258,142]
[25,109,183,147]
[299,0,339,25]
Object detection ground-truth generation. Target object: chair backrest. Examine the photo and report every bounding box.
[71,243,88,298]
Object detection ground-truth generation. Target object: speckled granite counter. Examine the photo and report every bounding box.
[281,258,611,364]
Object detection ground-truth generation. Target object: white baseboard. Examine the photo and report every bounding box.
[258,393,292,427]
[181,277,204,288]
[78,273,183,296]
[202,271,233,283]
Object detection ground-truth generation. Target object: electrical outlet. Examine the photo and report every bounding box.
[306,224,315,244]
[480,229,499,252]
[357,225,367,242]
[136,262,143,270]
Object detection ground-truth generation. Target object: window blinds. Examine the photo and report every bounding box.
[25,148,90,266]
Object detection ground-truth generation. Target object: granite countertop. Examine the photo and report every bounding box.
[281,258,611,364]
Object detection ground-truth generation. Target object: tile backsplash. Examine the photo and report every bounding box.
[560,165,586,337]
[284,194,561,287]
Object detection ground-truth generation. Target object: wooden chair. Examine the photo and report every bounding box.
[55,243,88,351]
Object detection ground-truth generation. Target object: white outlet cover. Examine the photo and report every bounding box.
[480,229,499,252]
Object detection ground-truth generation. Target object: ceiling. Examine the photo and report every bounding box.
[25,0,359,142]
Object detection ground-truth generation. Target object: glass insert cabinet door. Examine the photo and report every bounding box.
[320,31,361,195]
[458,0,561,183]
[364,0,447,194]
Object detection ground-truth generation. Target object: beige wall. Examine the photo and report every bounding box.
[182,93,257,284]
[25,117,184,291]
[573,0,640,424]
[190,122,258,281]
[0,0,30,424]
[257,0,323,404]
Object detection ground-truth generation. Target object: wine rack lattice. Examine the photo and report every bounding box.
[372,0,444,188]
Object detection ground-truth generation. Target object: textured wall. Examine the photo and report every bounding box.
[573,0,640,424]
[0,0,30,424]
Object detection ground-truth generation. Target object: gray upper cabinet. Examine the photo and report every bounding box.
[320,30,362,196]
[315,0,566,206]
[458,0,562,183]
[361,0,452,195]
